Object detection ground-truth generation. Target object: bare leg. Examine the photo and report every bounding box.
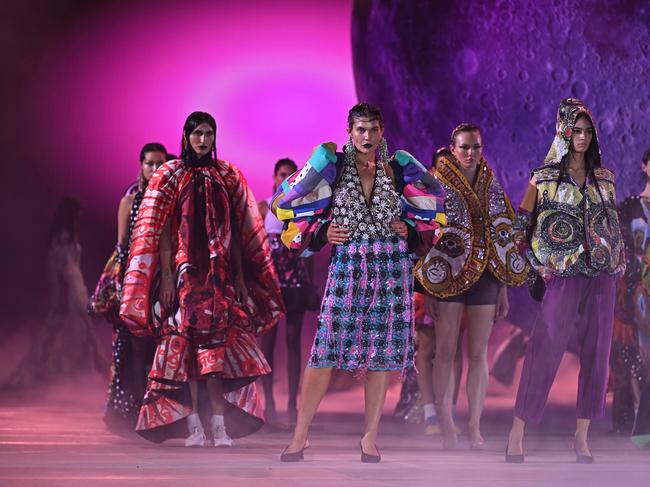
[416,327,435,406]
[284,366,333,453]
[452,328,464,408]
[432,301,464,446]
[260,323,278,421]
[361,371,391,455]
[575,418,592,456]
[189,380,199,411]
[465,304,496,445]
[507,416,525,455]
[206,376,225,415]
[286,309,305,420]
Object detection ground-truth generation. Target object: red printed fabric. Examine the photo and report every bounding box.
[120,159,283,337]
[119,159,284,441]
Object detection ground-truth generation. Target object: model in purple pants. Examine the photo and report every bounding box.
[514,273,616,423]
[506,98,624,464]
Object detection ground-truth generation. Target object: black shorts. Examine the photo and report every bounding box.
[281,287,308,314]
[439,271,501,306]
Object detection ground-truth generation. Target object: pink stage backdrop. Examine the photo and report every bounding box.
[4,0,355,316]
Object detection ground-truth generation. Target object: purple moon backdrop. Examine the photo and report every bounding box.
[352,0,650,203]
[2,0,649,326]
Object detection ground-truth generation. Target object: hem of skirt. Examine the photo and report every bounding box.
[308,362,413,372]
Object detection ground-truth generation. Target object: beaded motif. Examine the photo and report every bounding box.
[530,164,623,277]
[331,143,401,240]
[414,156,527,298]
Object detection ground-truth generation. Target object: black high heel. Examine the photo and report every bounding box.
[574,445,594,464]
[505,442,524,463]
[280,441,309,462]
[360,441,381,463]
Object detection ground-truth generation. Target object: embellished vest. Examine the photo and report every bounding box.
[331,157,401,240]
[414,157,528,298]
[530,164,623,276]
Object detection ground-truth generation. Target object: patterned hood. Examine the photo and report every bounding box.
[544,97,601,165]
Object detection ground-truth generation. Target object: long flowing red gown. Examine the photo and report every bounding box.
[120,158,284,442]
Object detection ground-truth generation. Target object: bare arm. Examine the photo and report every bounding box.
[116,195,134,248]
[258,200,269,219]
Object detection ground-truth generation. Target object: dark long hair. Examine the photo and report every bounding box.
[48,197,81,246]
[557,112,611,228]
[559,112,600,174]
[180,111,218,165]
[138,142,167,190]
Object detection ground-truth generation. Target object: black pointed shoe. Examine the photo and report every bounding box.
[505,443,524,463]
[360,441,381,463]
[280,441,309,462]
[574,446,595,464]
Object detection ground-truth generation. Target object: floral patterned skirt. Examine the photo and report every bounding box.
[308,236,414,371]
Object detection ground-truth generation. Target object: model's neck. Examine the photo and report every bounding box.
[355,151,376,166]
[459,164,479,185]
[567,151,586,170]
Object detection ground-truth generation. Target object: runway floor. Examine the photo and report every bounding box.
[0,374,648,487]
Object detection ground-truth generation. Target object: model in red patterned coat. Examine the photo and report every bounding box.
[120,111,284,447]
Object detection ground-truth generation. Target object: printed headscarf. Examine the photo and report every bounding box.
[544,97,601,165]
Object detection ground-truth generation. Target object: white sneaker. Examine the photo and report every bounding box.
[210,415,234,448]
[185,427,206,447]
[212,425,233,447]
[184,413,206,447]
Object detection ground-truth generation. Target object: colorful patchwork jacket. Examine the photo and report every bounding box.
[513,98,624,280]
[524,164,624,277]
[271,142,446,254]
[414,156,528,298]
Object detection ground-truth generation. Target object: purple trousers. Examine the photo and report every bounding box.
[514,272,616,423]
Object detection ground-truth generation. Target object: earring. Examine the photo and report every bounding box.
[344,135,356,166]
[346,135,354,151]
[378,138,388,163]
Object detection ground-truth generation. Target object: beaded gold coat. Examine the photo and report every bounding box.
[414,156,528,298]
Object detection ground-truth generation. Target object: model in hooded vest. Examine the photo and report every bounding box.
[507,98,624,464]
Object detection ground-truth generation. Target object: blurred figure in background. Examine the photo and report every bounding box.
[395,147,464,435]
[258,158,316,425]
[89,143,166,434]
[3,197,107,387]
[612,147,650,447]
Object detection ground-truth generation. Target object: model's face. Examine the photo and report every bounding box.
[189,122,215,157]
[347,118,384,155]
[273,164,295,188]
[141,150,166,181]
[451,130,482,170]
[570,117,594,154]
